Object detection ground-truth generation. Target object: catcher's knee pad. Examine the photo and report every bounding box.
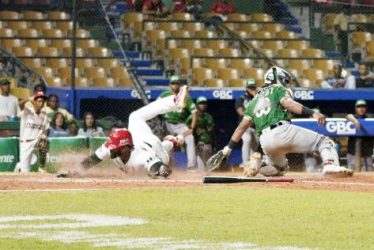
[317,137,339,165]
[259,165,287,177]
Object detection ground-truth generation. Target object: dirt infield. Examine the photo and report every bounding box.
[0,170,373,192]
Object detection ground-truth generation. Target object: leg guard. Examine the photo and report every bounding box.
[317,137,339,166]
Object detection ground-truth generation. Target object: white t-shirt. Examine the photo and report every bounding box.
[19,106,49,141]
[0,94,21,118]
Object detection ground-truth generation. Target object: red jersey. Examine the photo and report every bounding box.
[143,0,166,12]
[211,2,236,15]
[173,0,186,12]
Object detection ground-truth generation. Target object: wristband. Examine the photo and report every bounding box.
[228,139,238,149]
[301,106,315,117]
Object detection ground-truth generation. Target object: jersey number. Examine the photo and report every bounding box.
[254,97,271,118]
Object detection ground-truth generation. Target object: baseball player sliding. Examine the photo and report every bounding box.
[207,66,353,177]
[58,85,189,178]
[15,92,49,173]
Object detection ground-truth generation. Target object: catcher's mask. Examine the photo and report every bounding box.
[263,66,292,87]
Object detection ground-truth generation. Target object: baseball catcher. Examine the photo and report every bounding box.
[207,66,353,177]
[57,86,189,178]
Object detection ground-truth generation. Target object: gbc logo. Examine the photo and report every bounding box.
[293,90,314,100]
[131,90,151,99]
[212,90,233,100]
[326,121,356,135]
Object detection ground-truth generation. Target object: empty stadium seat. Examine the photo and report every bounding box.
[205,58,227,70]
[37,47,59,57]
[205,40,227,50]
[6,20,27,30]
[302,48,324,58]
[287,59,310,73]
[31,21,52,30]
[45,77,63,87]
[287,40,309,50]
[17,28,39,37]
[87,47,111,57]
[117,78,133,87]
[181,40,202,50]
[218,48,240,57]
[234,30,250,39]
[93,77,115,87]
[367,40,374,59]
[66,77,89,88]
[68,29,90,38]
[313,59,336,75]
[0,28,14,37]
[228,79,246,88]
[238,23,259,33]
[84,67,106,79]
[47,11,70,20]
[77,39,97,49]
[23,11,43,20]
[123,13,143,40]
[242,68,264,86]
[249,13,273,22]
[230,58,253,71]
[1,39,22,51]
[97,59,121,68]
[191,68,214,86]
[158,22,179,32]
[58,67,80,79]
[324,13,337,33]
[195,30,215,38]
[12,46,33,57]
[227,13,247,22]
[42,29,63,38]
[203,78,225,88]
[277,48,299,58]
[262,40,284,52]
[167,48,189,66]
[276,31,296,39]
[263,23,284,33]
[75,58,94,69]
[183,22,204,32]
[170,30,191,38]
[110,67,129,80]
[178,57,190,75]
[51,39,72,50]
[303,69,325,87]
[217,68,240,81]
[351,32,371,50]
[192,48,214,57]
[0,11,20,19]
[23,58,42,68]
[34,67,54,78]
[55,21,73,32]
[46,58,69,69]
[252,31,272,39]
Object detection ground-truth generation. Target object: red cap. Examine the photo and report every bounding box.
[105,128,133,150]
[33,91,47,100]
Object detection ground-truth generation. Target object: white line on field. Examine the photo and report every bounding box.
[302,180,374,187]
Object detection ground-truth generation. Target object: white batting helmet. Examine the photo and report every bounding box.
[263,66,292,87]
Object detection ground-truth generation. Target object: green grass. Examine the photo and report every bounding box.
[0,187,373,249]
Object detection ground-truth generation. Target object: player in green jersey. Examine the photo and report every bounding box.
[209,66,353,177]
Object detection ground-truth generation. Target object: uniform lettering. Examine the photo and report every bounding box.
[26,123,43,130]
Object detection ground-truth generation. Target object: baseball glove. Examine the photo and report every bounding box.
[206,150,226,171]
[37,135,49,167]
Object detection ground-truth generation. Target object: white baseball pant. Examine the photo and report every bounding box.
[260,122,339,168]
[165,122,197,168]
[241,127,258,165]
[14,139,38,173]
[196,143,212,170]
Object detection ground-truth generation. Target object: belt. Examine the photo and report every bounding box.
[20,138,37,143]
[260,121,288,135]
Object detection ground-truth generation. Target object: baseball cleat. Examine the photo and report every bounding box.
[323,165,353,177]
[174,85,189,109]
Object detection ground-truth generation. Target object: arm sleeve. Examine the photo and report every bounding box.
[276,86,292,103]
[235,96,244,110]
[15,99,21,118]
[188,99,197,113]
[95,143,111,160]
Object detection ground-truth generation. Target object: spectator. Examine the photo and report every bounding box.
[354,64,374,88]
[106,0,135,11]
[0,79,21,121]
[333,5,350,58]
[68,120,79,137]
[78,112,105,137]
[211,0,236,15]
[172,0,186,12]
[159,75,198,171]
[49,112,69,137]
[235,79,258,168]
[346,100,373,171]
[142,0,169,17]
[321,64,355,89]
[0,58,15,77]
[185,0,203,20]
[44,94,74,122]
[186,96,214,170]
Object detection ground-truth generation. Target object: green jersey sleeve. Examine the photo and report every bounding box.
[188,98,197,113]
[274,85,292,104]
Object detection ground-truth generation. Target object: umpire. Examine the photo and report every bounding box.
[235,79,258,167]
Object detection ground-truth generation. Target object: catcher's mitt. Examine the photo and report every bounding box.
[206,150,226,171]
[37,135,49,167]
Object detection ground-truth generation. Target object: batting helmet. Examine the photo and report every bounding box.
[263,66,292,87]
[105,128,133,150]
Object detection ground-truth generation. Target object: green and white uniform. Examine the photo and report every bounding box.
[159,90,197,168]
[243,85,339,169]
[186,112,214,169]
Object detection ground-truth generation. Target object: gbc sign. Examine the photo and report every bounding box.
[131,90,151,99]
[326,121,356,135]
[212,90,233,100]
[293,90,314,100]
